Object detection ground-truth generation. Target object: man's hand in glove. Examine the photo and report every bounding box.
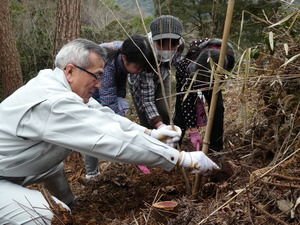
[190,129,203,150]
[148,124,182,147]
[178,151,219,173]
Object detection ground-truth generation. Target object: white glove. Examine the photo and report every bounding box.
[178,151,220,174]
[151,125,182,146]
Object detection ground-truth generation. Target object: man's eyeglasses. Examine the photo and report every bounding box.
[74,65,102,81]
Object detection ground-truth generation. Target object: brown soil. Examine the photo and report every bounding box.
[55,85,300,224]
[63,141,300,225]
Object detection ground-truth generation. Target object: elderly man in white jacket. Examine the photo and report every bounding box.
[0,38,218,224]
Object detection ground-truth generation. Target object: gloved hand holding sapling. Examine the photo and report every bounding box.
[178,151,220,173]
[150,124,182,147]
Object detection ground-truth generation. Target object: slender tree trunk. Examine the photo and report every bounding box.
[0,0,23,101]
[52,0,83,67]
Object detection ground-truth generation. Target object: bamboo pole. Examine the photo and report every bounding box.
[192,0,236,197]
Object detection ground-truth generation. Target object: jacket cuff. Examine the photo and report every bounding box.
[149,116,163,128]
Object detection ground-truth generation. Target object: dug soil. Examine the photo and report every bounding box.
[57,87,300,224]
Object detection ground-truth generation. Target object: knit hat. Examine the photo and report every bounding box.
[150,15,183,41]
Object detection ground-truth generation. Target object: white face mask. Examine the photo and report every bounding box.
[154,45,177,62]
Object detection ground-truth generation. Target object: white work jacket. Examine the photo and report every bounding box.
[0,68,179,177]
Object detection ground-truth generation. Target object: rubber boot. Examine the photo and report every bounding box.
[42,166,75,206]
[84,154,99,177]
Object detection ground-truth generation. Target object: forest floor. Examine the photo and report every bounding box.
[49,85,300,225]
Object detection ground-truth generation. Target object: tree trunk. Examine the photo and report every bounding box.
[0,0,24,101]
[52,0,83,67]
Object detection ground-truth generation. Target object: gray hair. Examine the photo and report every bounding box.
[55,38,106,69]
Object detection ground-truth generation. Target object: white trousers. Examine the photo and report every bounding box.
[0,163,71,225]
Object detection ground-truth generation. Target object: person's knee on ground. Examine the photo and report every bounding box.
[0,179,70,225]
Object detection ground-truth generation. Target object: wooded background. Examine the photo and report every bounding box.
[0,0,299,101]
[0,1,299,223]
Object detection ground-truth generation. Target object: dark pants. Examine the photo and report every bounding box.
[174,90,224,152]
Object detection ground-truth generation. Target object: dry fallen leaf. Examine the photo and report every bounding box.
[277,199,293,216]
[294,197,300,211]
[152,201,178,210]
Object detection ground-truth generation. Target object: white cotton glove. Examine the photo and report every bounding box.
[178,151,220,174]
[151,124,182,147]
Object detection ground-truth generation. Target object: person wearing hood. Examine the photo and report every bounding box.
[174,38,236,152]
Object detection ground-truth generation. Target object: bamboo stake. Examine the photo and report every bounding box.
[192,0,236,197]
